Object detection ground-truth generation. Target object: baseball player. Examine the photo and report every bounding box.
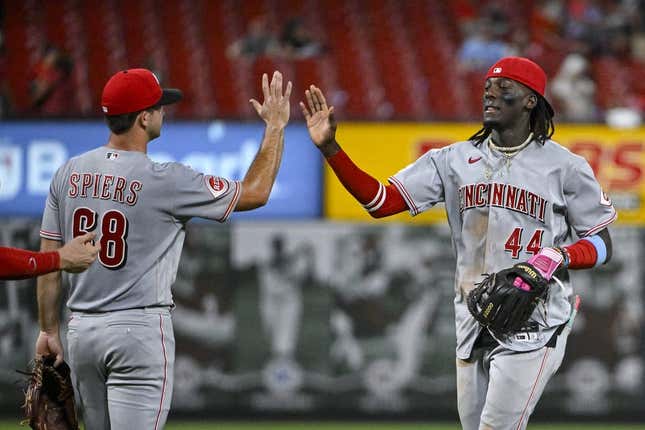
[258,235,306,362]
[301,56,616,429]
[0,232,99,280]
[35,68,291,429]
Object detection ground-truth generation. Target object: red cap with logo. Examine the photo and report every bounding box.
[485,56,553,116]
[101,68,183,115]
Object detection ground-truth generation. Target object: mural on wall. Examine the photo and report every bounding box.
[0,221,642,418]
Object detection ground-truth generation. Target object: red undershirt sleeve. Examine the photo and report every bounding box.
[326,149,408,218]
[562,239,599,269]
[0,247,60,280]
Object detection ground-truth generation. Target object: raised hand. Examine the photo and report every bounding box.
[250,71,292,129]
[300,85,338,153]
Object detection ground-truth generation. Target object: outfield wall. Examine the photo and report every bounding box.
[0,220,642,420]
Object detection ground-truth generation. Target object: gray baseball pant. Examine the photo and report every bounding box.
[67,307,175,430]
[457,329,568,430]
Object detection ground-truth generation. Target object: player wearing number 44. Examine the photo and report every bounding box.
[36,68,292,429]
[301,56,616,430]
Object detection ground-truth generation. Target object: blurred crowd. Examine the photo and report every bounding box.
[456,0,645,124]
[227,15,324,60]
[1,1,645,124]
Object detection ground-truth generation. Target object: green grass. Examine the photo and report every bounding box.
[3,421,645,429]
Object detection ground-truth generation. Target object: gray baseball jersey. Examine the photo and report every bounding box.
[40,146,240,311]
[389,137,616,360]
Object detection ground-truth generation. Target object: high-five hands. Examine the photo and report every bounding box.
[300,85,339,156]
[250,71,292,129]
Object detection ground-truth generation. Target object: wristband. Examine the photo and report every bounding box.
[556,246,570,269]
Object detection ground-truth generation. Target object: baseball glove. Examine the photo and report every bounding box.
[21,356,78,430]
[467,262,549,336]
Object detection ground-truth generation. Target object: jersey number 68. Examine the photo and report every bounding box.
[72,207,128,269]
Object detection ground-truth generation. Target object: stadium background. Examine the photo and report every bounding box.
[1,0,645,429]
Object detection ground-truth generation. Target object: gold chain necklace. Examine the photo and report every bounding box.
[488,132,534,157]
[487,132,534,174]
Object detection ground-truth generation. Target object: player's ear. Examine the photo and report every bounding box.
[138,110,151,128]
[526,93,537,110]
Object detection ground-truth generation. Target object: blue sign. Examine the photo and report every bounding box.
[0,121,322,219]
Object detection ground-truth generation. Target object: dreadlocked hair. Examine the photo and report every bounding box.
[468,95,555,146]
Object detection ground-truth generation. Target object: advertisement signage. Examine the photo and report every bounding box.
[328,123,645,225]
[0,121,322,219]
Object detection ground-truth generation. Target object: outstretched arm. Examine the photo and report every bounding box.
[0,247,59,280]
[235,71,292,211]
[0,233,99,280]
[300,85,408,218]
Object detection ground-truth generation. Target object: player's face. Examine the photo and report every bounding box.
[482,78,533,129]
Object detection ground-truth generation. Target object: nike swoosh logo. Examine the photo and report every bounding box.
[468,156,482,164]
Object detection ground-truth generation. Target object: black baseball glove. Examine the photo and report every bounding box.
[467,262,549,336]
[21,355,79,430]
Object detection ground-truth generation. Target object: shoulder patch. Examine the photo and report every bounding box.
[600,189,612,206]
[205,175,230,199]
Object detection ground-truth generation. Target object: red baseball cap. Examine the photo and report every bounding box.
[101,68,183,115]
[485,56,554,116]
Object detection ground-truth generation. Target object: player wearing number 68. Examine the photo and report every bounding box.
[302,56,616,429]
[35,68,292,429]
